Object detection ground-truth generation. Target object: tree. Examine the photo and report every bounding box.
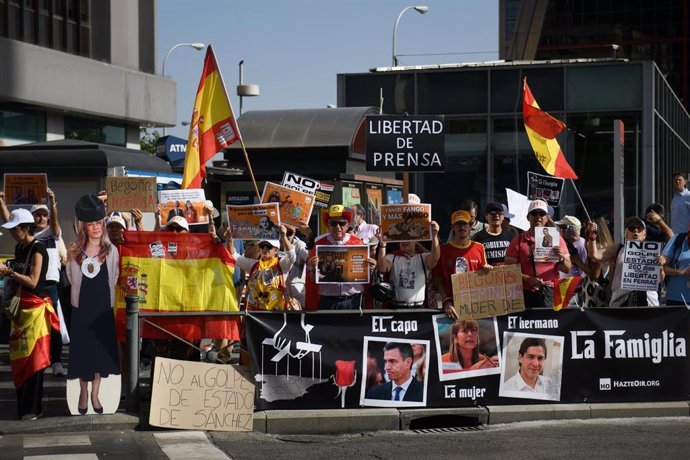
[140,127,161,154]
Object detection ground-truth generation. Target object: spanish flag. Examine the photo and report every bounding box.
[9,294,58,388]
[553,276,582,311]
[114,231,240,341]
[182,45,240,189]
[523,78,578,179]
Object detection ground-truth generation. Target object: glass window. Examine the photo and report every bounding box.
[417,71,487,115]
[0,107,46,143]
[567,64,642,111]
[491,68,564,113]
[342,74,415,115]
[491,117,541,203]
[65,117,126,146]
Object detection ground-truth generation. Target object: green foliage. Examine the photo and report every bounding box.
[140,127,161,154]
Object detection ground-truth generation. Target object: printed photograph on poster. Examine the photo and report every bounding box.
[314,182,334,209]
[534,227,560,261]
[526,171,564,208]
[386,187,403,205]
[380,204,432,242]
[360,337,429,407]
[316,245,370,284]
[365,185,383,226]
[499,332,563,401]
[159,188,208,226]
[3,173,48,205]
[342,182,361,209]
[261,182,315,227]
[226,203,281,240]
[432,315,501,381]
[621,240,662,291]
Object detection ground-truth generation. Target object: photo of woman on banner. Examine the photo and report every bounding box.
[66,194,121,415]
[433,315,500,380]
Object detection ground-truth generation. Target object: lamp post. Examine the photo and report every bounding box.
[162,42,205,136]
[392,6,428,67]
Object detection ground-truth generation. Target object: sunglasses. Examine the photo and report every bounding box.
[488,211,503,216]
[329,220,348,228]
[627,226,645,233]
[258,243,275,250]
[529,211,547,217]
[169,226,185,233]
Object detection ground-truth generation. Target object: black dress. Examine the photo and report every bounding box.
[67,263,120,381]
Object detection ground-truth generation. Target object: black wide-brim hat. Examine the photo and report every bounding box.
[75,194,106,222]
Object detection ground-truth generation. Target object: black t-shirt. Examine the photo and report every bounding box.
[13,239,49,298]
[472,229,515,265]
[643,218,666,243]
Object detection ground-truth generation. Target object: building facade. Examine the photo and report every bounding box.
[0,0,174,148]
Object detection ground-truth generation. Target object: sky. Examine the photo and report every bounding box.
[157,0,499,139]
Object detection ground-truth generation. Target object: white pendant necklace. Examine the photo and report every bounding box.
[78,243,107,279]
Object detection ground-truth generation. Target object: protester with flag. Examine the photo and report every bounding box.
[0,208,58,420]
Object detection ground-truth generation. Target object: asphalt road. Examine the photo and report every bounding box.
[3,417,685,459]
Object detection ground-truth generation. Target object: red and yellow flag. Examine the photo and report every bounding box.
[114,231,240,341]
[523,78,578,179]
[9,294,58,388]
[182,45,240,189]
[553,276,582,311]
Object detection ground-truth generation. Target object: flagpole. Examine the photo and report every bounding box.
[212,48,262,201]
[568,178,591,222]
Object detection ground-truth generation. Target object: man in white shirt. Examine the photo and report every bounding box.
[502,337,552,394]
[352,204,379,244]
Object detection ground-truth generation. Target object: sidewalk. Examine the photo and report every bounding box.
[1,344,688,436]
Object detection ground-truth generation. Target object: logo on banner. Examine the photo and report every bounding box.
[599,378,611,391]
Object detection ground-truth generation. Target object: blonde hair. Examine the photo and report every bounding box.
[67,220,112,264]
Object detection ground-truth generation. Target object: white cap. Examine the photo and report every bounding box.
[204,200,220,219]
[105,212,126,229]
[166,216,189,231]
[501,204,515,220]
[30,204,50,215]
[407,193,421,204]
[259,239,280,249]
[2,208,35,229]
[527,199,549,215]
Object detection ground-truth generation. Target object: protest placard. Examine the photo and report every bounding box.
[150,358,254,432]
[106,176,156,212]
[316,245,370,284]
[159,188,208,226]
[261,182,315,227]
[3,173,48,205]
[621,240,662,291]
[451,264,525,320]
[380,203,432,242]
[534,227,560,261]
[314,182,333,209]
[527,171,564,208]
[226,203,281,240]
[281,171,319,195]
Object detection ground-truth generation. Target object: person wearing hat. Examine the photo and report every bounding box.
[66,194,120,415]
[0,208,59,420]
[589,216,663,307]
[473,202,516,266]
[500,204,522,239]
[284,224,314,308]
[307,204,377,310]
[225,224,295,311]
[105,211,128,244]
[505,200,572,309]
[434,210,491,320]
[554,215,592,307]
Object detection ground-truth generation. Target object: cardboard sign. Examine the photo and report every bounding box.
[451,264,525,320]
[159,189,208,226]
[314,182,334,209]
[365,115,445,172]
[3,173,48,205]
[226,203,281,240]
[281,171,320,195]
[380,204,432,242]
[316,245,370,284]
[534,227,560,262]
[261,182,315,227]
[527,171,564,208]
[621,240,662,291]
[150,358,254,432]
[106,176,157,212]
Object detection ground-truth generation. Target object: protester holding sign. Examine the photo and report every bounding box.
[435,210,491,320]
[377,221,440,308]
[472,202,515,266]
[504,200,571,309]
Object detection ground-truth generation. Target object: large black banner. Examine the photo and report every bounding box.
[246,308,689,410]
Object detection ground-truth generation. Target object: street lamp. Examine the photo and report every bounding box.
[392,6,428,67]
[161,42,205,136]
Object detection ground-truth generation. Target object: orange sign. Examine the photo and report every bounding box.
[158,189,209,226]
[380,204,432,242]
[3,173,48,206]
[226,203,281,240]
[261,182,314,227]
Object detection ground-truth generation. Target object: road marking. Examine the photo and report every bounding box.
[24,434,92,448]
[25,455,98,460]
[154,431,230,459]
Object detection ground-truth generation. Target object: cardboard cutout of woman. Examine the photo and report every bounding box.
[66,194,121,415]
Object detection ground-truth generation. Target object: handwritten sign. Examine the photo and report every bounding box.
[3,173,48,205]
[226,203,281,240]
[106,176,156,212]
[380,203,431,242]
[451,264,525,320]
[150,358,254,432]
[316,245,370,284]
[621,240,662,291]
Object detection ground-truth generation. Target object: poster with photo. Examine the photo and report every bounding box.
[365,185,383,226]
[379,204,432,242]
[526,171,564,208]
[316,245,370,284]
[534,227,560,261]
[159,189,208,226]
[342,182,361,209]
[3,173,48,205]
[261,182,315,227]
[226,203,281,240]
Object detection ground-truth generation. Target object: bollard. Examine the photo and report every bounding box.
[125,295,140,412]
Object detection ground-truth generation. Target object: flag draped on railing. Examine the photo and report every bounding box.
[523,78,578,179]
